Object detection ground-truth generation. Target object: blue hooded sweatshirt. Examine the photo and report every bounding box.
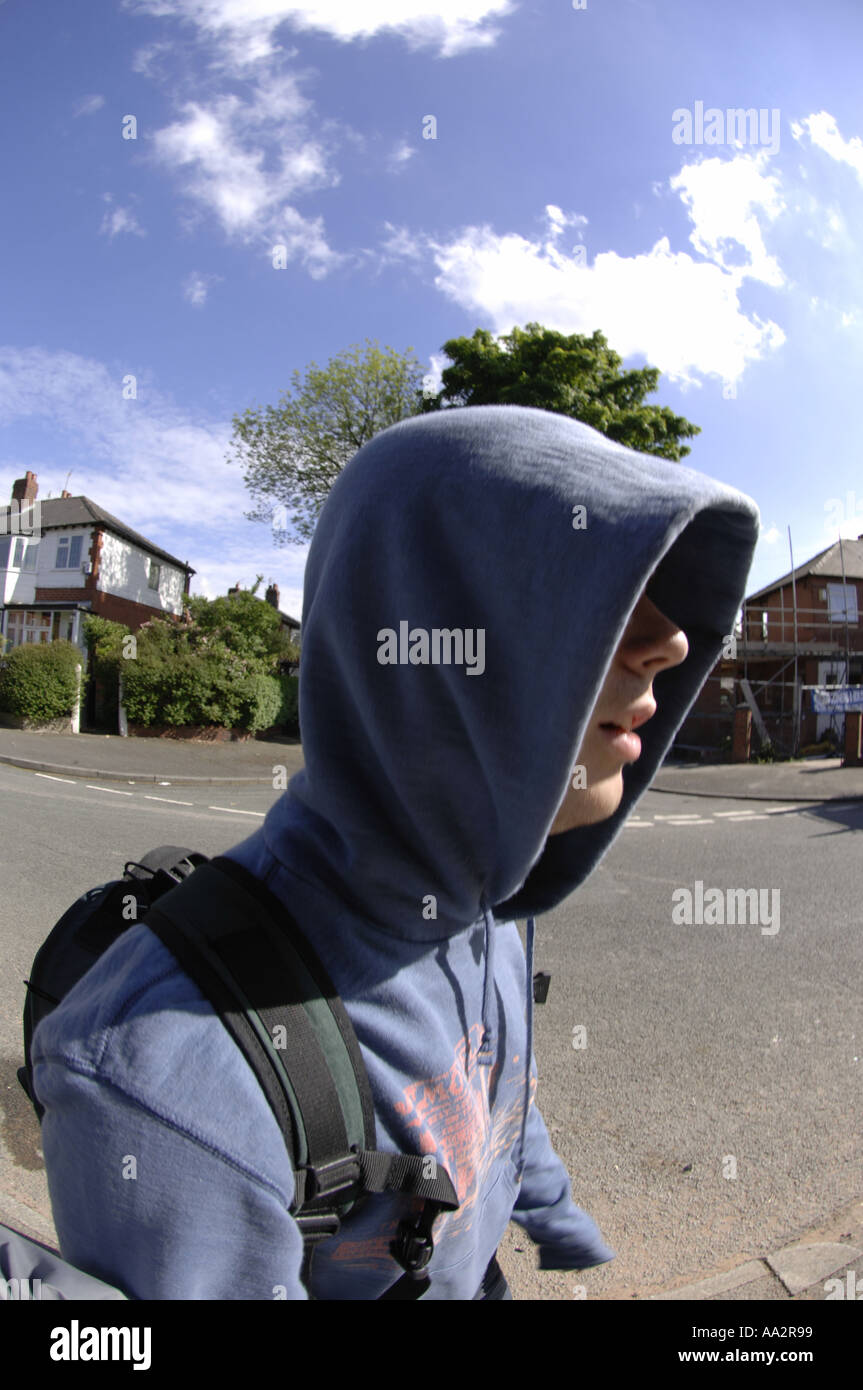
[32,404,760,1299]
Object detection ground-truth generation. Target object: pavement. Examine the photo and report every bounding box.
[2,727,861,1301]
[0,726,862,802]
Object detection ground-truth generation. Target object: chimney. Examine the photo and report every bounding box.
[11,471,38,502]
[265,583,280,610]
[228,582,241,597]
[61,489,72,499]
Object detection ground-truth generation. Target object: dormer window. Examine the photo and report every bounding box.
[56,535,83,569]
[148,560,161,590]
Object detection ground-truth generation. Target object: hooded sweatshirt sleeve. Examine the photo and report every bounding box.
[512,1092,616,1269]
[32,923,310,1301]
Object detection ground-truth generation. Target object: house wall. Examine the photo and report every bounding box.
[745,577,863,648]
[96,530,186,614]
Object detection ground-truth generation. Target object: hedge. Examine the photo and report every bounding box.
[119,650,288,734]
[0,640,85,720]
[277,674,299,732]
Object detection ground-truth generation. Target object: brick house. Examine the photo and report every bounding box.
[677,534,863,757]
[0,471,195,724]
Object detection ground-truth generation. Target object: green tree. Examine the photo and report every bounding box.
[187,586,296,669]
[226,339,429,545]
[420,323,700,460]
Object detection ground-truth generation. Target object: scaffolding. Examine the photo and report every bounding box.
[675,529,861,760]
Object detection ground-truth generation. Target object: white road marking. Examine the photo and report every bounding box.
[207,806,265,817]
[145,795,195,806]
[34,773,77,784]
[85,784,134,796]
[654,813,703,820]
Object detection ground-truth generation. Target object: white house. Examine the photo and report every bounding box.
[0,471,195,657]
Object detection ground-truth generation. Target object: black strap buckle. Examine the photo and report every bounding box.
[533,971,551,1004]
[390,1205,439,1278]
[303,1153,361,1202]
[294,1211,342,1242]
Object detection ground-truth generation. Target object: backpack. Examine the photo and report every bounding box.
[4,845,460,1301]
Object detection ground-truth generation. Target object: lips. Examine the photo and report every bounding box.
[599,702,656,734]
[596,702,655,762]
[599,724,643,761]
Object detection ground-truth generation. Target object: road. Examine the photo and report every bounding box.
[1,761,860,1300]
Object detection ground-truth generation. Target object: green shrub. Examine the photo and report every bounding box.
[115,604,298,733]
[277,674,299,732]
[0,640,86,720]
[239,672,283,733]
[82,615,131,667]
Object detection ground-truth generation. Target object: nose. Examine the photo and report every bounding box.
[623,594,689,675]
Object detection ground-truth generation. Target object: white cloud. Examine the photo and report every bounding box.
[386,140,416,173]
[122,0,517,62]
[760,525,781,544]
[378,222,425,262]
[73,94,105,117]
[791,111,863,185]
[182,270,221,305]
[669,151,785,286]
[99,205,146,239]
[0,347,308,604]
[422,354,447,398]
[147,75,349,274]
[125,2,517,274]
[421,191,786,387]
[131,41,175,78]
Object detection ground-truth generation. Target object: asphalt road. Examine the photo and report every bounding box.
[1,761,860,1301]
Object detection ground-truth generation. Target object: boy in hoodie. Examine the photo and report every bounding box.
[32,404,759,1299]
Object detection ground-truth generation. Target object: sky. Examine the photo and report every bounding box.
[1,0,862,623]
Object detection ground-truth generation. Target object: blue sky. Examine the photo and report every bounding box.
[1,0,861,621]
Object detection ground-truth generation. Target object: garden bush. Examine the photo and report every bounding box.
[0,640,85,720]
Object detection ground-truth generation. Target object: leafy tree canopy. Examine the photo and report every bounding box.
[226,339,428,545]
[420,322,699,460]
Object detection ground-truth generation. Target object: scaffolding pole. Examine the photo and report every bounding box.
[838,532,852,684]
[788,526,800,756]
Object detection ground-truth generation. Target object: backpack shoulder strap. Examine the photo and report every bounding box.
[142,856,459,1295]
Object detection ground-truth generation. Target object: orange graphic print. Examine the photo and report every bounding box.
[392,1023,530,1240]
[328,1028,535,1266]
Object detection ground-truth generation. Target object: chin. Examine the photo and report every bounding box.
[588,771,625,823]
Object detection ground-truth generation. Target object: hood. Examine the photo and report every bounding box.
[280,403,759,940]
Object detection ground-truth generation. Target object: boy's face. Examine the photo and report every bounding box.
[548,592,689,834]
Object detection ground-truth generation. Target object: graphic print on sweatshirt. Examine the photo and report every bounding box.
[328,1021,535,1268]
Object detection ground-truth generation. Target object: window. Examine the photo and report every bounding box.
[5,610,52,646]
[4,609,75,648]
[0,536,8,567]
[827,583,859,624]
[148,560,161,590]
[10,537,39,569]
[55,535,83,569]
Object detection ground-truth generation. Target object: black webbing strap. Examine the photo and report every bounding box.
[209,855,378,1156]
[142,860,355,1176]
[356,1150,458,1207]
